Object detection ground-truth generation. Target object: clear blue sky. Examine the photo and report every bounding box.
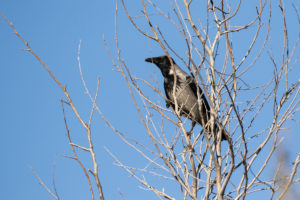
[1,0,299,199]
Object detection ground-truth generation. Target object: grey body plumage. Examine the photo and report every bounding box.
[145,55,226,140]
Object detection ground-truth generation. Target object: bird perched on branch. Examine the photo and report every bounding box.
[145,55,227,141]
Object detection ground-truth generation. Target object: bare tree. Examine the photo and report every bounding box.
[1,0,300,199]
[107,0,300,199]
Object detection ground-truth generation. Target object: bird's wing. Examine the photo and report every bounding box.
[186,76,211,112]
[186,76,199,95]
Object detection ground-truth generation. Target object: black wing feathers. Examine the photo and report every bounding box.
[187,76,211,115]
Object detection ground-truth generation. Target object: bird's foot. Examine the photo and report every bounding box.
[187,130,193,136]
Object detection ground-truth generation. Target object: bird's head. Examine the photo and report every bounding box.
[145,55,175,67]
[145,55,176,77]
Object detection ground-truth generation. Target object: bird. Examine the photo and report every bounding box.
[145,55,227,141]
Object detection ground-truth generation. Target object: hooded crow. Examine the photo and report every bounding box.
[145,55,226,140]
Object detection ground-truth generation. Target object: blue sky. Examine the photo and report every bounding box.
[1,0,299,199]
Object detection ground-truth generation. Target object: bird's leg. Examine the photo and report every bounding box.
[187,121,196,136]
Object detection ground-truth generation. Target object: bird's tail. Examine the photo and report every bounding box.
[214,124,228,141]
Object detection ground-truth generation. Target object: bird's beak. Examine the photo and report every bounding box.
[145,57,154,63]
